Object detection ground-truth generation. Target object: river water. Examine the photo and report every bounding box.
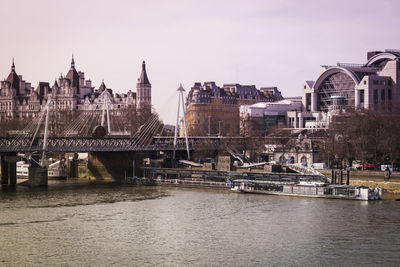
[0,183,399,266]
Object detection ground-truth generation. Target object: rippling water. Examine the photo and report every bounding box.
[0,184,399,266]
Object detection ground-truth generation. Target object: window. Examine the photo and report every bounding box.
[374,90,378,104]
[306,93,311,111]
[381,90,385,101]
[360,90,365,104]
[364,80,367,85]
[388,89,392,100]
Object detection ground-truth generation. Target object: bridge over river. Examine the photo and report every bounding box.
[0,94,314,187]
[0,136,223,153]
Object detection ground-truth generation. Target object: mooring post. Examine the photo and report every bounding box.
[331,169,335,184]
[346,170,350,185]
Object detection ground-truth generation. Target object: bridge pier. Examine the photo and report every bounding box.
[1,155,9,185]
[88,151,155,180]
[28,166,48,187]
[0,154,18,186]
[28,155,48,187]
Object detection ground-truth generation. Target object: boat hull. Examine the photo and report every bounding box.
[232,181,382,201]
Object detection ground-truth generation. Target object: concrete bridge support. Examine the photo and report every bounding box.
[88,151,155,180]
[28,167,48,187]
[0,154,17,186]
[28,155,48,187]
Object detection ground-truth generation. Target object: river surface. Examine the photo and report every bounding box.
[0,183,399,266]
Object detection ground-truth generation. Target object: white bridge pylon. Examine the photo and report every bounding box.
[29,95,54,167]
[100,89,112,135]
[173,84,190,160]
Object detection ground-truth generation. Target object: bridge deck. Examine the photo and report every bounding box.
[0,136,222,153]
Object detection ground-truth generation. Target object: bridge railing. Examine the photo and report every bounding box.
[0,136,224,153]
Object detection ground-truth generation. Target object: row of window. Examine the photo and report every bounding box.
[0,102,12,110]
[373,88,392,104]
[138,90,150,97]
[371,80,392,86]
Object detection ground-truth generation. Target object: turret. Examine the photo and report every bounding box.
[136,61,151,111]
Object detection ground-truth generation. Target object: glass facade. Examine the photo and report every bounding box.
[317,72,356,112]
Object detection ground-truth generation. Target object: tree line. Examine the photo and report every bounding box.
[318,111,400,168]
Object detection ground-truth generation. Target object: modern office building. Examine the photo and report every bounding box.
[240,98,302,135]
[241,49,400,132]
[296,49,400,129]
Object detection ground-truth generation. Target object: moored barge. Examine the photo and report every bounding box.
[231,179,382,201]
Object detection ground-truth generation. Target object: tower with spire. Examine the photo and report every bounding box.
[65,54,80,95]
[6,58,20,95]
[136,61,151,111]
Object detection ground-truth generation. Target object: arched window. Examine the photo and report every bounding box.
[301,156,307,165]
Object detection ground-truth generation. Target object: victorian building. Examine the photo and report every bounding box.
[185,82,283,136]
[0,57,152,121]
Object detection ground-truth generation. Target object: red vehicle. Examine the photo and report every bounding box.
[363,163,378,171]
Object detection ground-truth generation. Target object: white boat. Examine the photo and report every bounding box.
[48,160,67,179]
[16,161,29,178]
[16,160,67,179]
[231,179,382,201]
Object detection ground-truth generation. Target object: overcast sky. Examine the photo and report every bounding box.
[0,0,399,124]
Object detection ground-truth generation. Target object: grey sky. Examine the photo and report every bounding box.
[0,0,399,124]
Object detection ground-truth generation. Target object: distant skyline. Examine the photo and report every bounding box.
[1,0,399,124]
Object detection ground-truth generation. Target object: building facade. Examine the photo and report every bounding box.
[185,82,283,136]
[240,49,400,132]
[0,57,152,121]
[263,137,317,166]
[240,98,303,136]
[295,49,400,129]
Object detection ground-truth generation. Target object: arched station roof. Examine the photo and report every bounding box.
[366,52,399,67]
[312,67,360,91]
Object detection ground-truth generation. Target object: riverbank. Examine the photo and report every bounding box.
[319,170,400,195]
[4,172,400,199]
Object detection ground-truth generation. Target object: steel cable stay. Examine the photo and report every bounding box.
[85,111,101,136]
[144,122,163,148]
[63,111,88,137]
[82,110,100,136]
[127,114,158,143]
[63,110,89,136]
[129,114,160,149]
[133,116,162,149]
[141,120,163,149]
[7,115,38,150]
[129,115,159,149]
